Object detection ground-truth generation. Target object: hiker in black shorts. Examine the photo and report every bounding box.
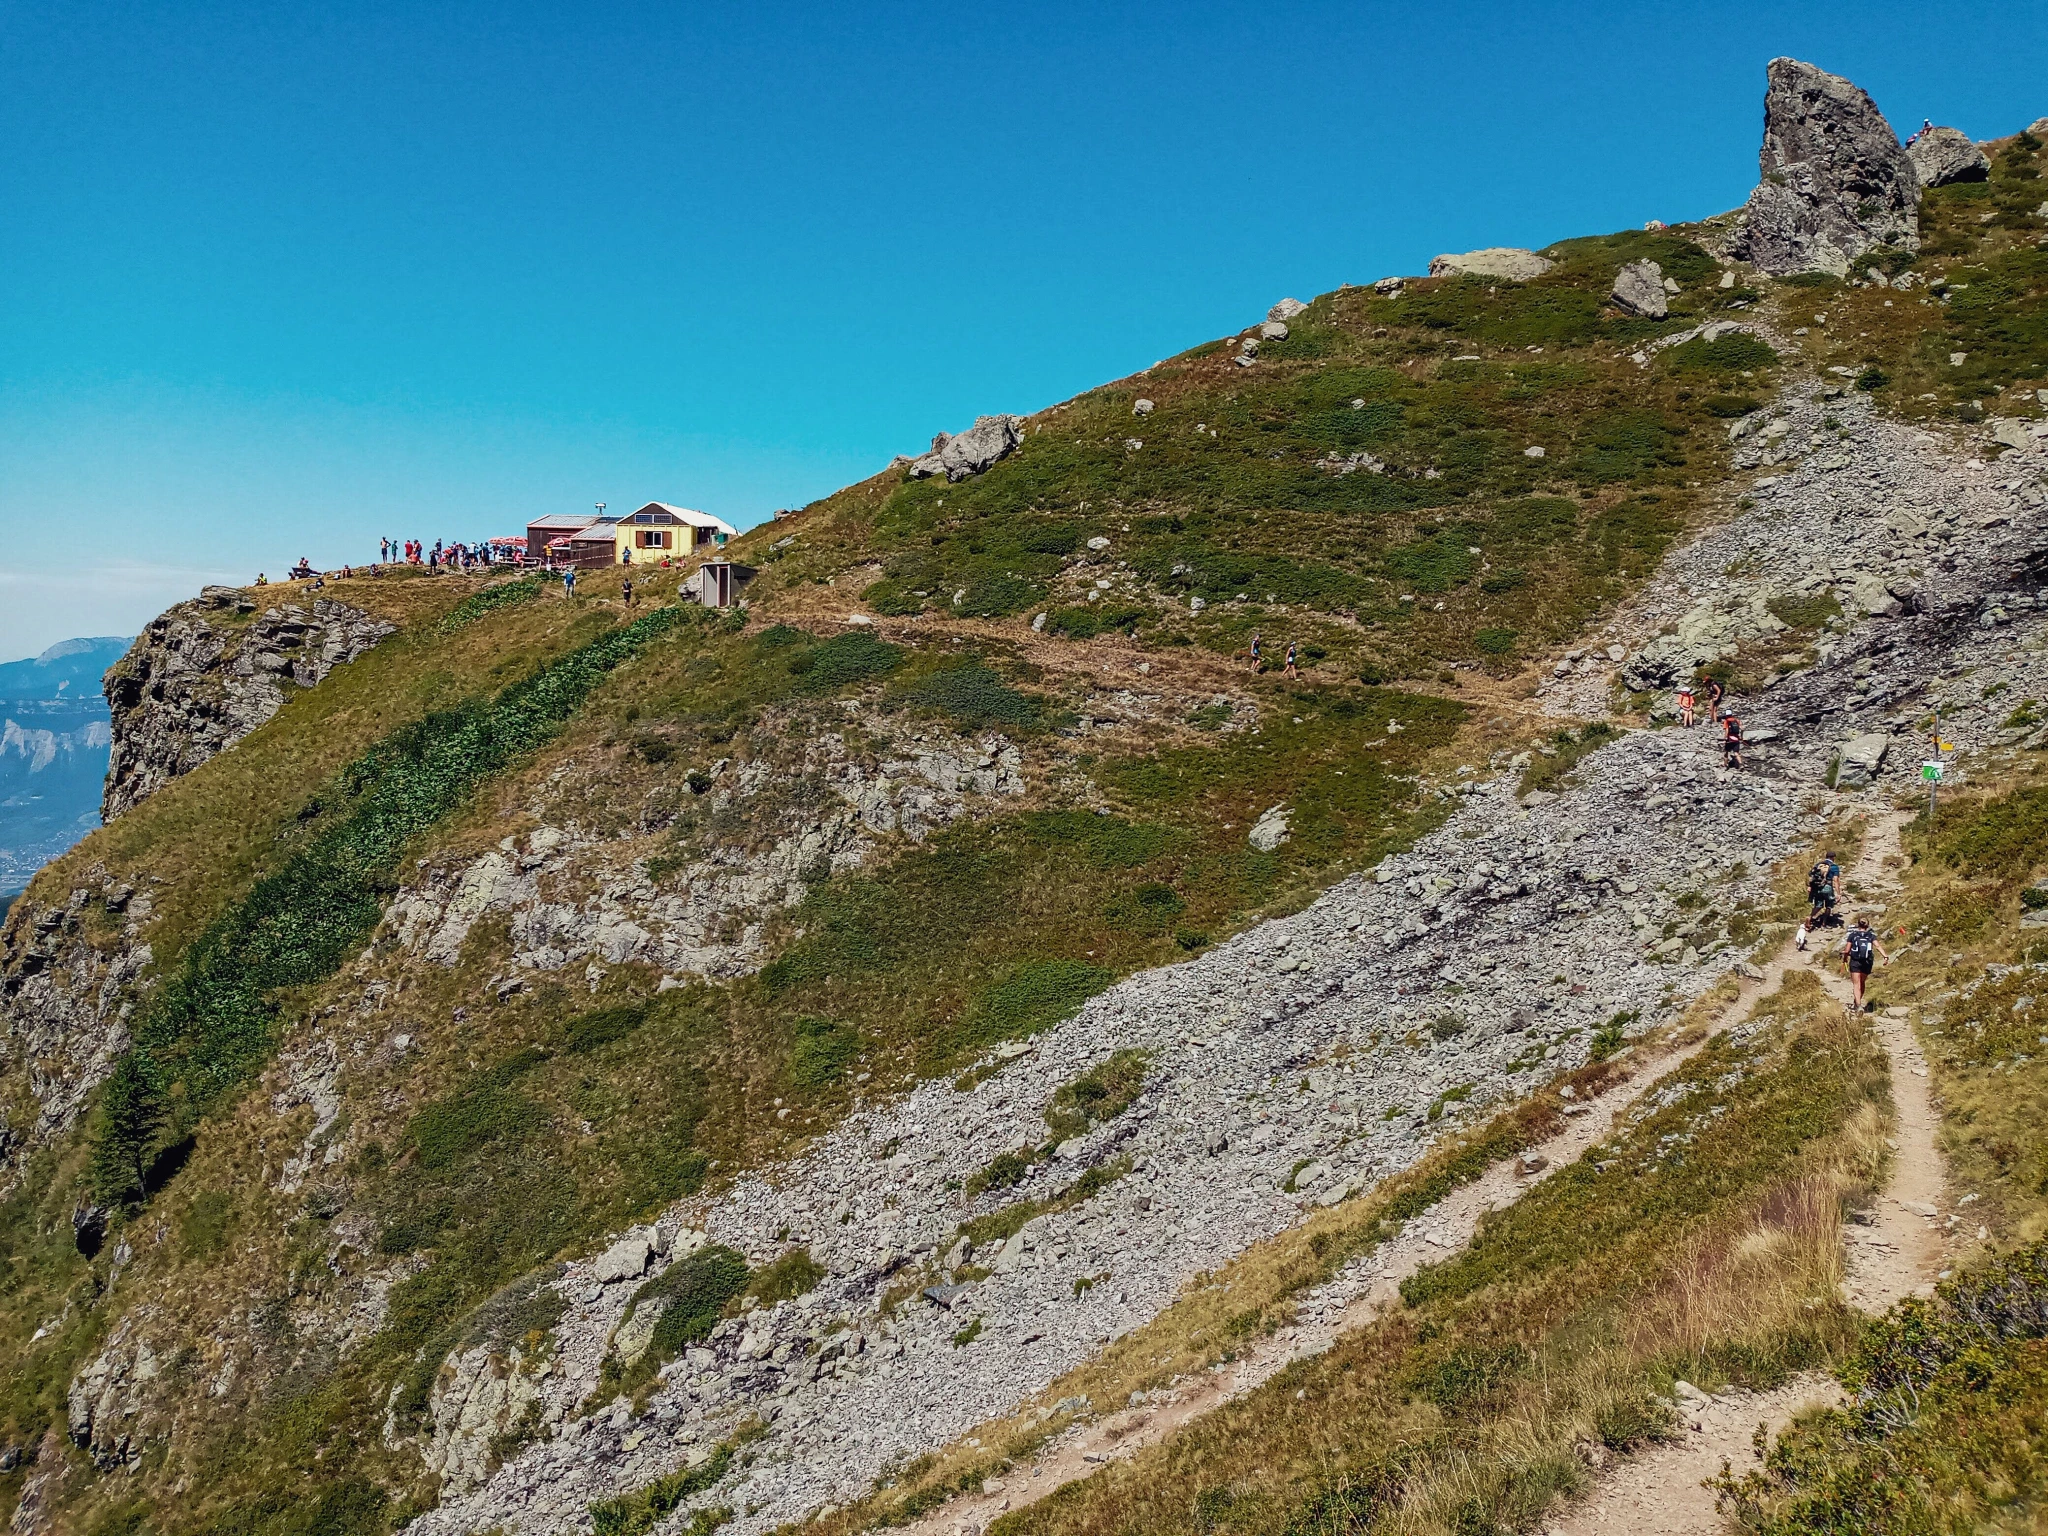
[1704,676,1726,723]
[1807,851,1840,927]
[1839,916,1889,1012]
[1721,713,1744,770]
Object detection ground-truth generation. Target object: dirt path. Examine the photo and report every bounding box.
[1547,806,1949,1536]
[904,907,1830,1536]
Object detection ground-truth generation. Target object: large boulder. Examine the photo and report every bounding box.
[1428,248,1554,282]
[1611,259,1669,319]
[909,415,1025,483]
[1620,588,1791,691]
[1729,59,1919,277]
[1266,297,1307,323]
[1833,732,1891,789]
[1908,126,1989,188]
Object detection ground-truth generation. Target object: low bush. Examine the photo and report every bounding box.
[439,575,543,632]
[1043,1050,1151,1141]
[747,1248,825,1306]
[895,664,1046,730]
[589,1440,737,1536]
[790,1016,859,1088]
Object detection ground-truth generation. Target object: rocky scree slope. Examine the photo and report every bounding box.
[3,58,2048,1536]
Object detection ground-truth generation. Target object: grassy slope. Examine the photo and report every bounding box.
[5,132,2048,1534]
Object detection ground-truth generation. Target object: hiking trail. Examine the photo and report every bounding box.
[1546,805,1948,1536]
[900,823,1915,1536]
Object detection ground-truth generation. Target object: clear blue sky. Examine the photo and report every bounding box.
[2,0,2043,659]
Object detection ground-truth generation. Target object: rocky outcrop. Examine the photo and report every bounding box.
[1730,58,1919,276]
[1621,586,1792,692]
[0,872,155,1182]
[422,1341,552,1495]
[101,592,395,820]
[1611,259,1669,319]
[67,1322,164,1472]
[1908,126,1989,187]
[909,416,1025,483]
[387,733,1026,981]
[1427,248,1553,281]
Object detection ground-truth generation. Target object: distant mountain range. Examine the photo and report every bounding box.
[0,637,129,897]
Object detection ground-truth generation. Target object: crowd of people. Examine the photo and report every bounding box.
[379,537,512,570]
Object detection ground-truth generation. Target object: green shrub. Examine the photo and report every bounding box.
[1043,1049,1151,1141]
[1926,784,2048,880]
[563,1003,651,1055]
[589,1441,737,1536]
[790,1016,858,1088]
[1571,410,1686,483]
[1704,393,1762,417]
[1714,1238,2048,1532]
[896,664,1045,730]
[1474,627,1518,656]
[1595,1390,1676,1450]
[631,1246,750,1363]
[746,1248,825,1306]
[1017,810,1176,868]
[439,576,542,632]
[1665,333,1778,372]
[790,631,903,692]
[1589,1010,1638,1061]
[1765,591,1842,632]
[1044,604,1148,639]
[1383,532,1475,593]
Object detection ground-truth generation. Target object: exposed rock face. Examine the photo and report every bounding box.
[1266,298,1307,323]
[387,733,1027,982]
[909,416,1025,483]
[1730,58,1919,276]
[1621,586,1791,692]
[1611,259,1669,319]
[1427,248,1554,281]
[101,593,395,820]
[422,1341,551,1495]
[67,1323,163,1472]
[0,872,154,1182]
[1908,126,1989,187]
[1248,803,1291,852]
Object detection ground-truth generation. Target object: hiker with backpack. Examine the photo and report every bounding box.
[1839,916,1889,1012]
[1721,713,1744,770]
[1807,851,1840,928]
[1704,675,1727,723]
[1677,682,1696,728]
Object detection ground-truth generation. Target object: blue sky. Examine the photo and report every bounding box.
[2,0,2044,659]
